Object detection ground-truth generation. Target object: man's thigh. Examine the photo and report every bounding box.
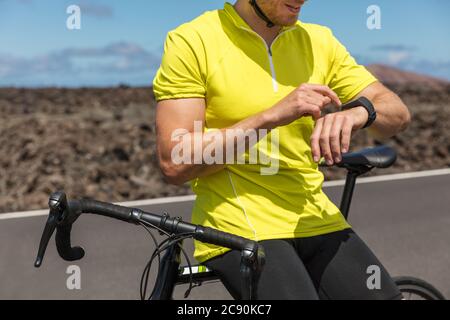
[304,229,402,300]
[204,239,319,300]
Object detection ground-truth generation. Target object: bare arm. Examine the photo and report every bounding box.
[156,98,274,185]
[355,81,411,141]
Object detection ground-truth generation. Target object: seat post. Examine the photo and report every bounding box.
[339,165,372,219]
[339,171,358,219]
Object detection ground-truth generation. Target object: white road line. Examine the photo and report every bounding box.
[1,168,449,221]
[0,209,50,220]
[0,195,196,221]
[323,168,450,187]
[119,194,196,207]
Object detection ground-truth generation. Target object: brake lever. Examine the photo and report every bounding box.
[34,191,84,267]
[34,191,66,267]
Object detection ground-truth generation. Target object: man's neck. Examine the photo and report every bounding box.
[233,1,282,47]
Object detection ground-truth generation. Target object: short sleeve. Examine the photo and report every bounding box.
[325,30,378,103]
[153,31,206,102]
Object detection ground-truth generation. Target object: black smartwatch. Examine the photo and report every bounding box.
[341,96,377,129]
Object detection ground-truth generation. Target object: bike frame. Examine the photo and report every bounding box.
[150,163,373,300]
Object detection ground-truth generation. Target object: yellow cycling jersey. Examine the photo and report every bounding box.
[153,2,378,263]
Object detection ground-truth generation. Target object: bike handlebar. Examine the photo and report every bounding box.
[34,191,261,268]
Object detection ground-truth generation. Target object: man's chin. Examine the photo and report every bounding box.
[280,20,299,27]
[277,15,300,27]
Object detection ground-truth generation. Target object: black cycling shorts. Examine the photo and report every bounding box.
[203,229,402,300]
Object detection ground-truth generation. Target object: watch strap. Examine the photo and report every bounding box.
[341,96,377,129]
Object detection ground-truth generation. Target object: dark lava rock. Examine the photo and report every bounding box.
[0,84,449,213]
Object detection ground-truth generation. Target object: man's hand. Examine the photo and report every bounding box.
[264,84,342,128]
[310,106,369,165]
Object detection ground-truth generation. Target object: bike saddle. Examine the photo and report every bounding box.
[340,145,397,169]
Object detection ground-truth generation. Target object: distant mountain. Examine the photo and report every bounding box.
[366,64,449,90]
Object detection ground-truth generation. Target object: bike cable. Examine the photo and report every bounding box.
[142,233,194,300]
[137,220,195,300]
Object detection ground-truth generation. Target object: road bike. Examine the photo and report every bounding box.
[34,145,445,300]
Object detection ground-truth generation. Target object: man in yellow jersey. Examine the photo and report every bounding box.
[153,0,410,299]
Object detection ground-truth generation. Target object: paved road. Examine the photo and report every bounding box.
[1,173,449,299]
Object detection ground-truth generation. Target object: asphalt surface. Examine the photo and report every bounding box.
[1,173,449,300]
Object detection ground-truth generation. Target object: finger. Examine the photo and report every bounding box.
[320,114,334,165]
[310,117,323,162]
[304,84,341,107]
[329,115,344,163]
[302,103,322,120]
[303,94,325,109]
[322,96,332,106]
[304,91,332,109]
[341,117,353,154]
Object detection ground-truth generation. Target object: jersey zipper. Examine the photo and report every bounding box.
[267,47,278,92]
[239,26,295,93]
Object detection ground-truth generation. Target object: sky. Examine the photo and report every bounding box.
[0,0,449,87]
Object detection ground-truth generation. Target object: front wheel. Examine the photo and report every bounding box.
[394,276,446,300]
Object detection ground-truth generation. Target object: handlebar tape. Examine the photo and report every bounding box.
[195,226,257,252]
[55,224,85,261]
[78,199,136,223]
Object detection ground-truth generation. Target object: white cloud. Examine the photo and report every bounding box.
[387,51,411,65]
[0,42,161,86]
[78,2,113,18]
